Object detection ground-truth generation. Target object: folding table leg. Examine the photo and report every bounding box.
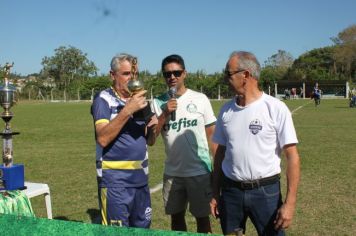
[44,192,53,219]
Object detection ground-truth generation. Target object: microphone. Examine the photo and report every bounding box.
[168,87,177,121]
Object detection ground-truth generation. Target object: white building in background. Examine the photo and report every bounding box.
[13,76,36,93]
[14,76,56,93]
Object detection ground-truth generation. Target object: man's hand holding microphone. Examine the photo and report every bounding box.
[165,87,177,121]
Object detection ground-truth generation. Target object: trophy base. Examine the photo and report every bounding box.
[133,102,155,124]
[0,164,25,191]
[0,113,13,124]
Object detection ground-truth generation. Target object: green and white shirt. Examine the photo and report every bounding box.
[152,89,216,177]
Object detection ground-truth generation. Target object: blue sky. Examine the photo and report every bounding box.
[0,0,355,76]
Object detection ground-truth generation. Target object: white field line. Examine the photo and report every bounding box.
[150,100,312,194]
[150,183,163,194]
[291,100,313,114]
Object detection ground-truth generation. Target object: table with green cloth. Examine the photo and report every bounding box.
[0,190,35,217]
[0,214,221,236]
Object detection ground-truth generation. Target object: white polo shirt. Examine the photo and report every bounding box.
[213,93,298,181]
[152,89,216,177]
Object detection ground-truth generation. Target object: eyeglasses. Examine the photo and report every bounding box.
[224,69,246,78]
[163,70,184,79]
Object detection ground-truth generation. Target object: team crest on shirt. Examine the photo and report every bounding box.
[249,119,262,135]
[186,102,197,113]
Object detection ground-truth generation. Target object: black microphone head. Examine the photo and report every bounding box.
[168,87,177,121]
[169,87,177,98]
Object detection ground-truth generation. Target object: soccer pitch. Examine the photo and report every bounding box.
[8,98,356,235]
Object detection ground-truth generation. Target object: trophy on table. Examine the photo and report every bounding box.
[0,62,24,191]
[127,57,154,124]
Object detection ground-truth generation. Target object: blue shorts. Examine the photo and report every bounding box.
[220,178,284,235]
[100,185,151,228]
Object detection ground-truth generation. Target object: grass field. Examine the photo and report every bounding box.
[8,98,356,235]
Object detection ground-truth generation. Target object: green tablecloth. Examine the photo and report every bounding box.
[0,192,221,235]
[0,214,220,236]
[0,190,35,217]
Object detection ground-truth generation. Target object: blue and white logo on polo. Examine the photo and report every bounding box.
[249,119,262,135]
[145,207,152,221]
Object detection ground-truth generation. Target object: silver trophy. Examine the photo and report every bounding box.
[0,62,24,190]
[0,62,19,167]
[127,58,154,123]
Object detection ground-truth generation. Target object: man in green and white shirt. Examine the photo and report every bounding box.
[151,54,216,234]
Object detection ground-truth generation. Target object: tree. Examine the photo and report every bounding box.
[142,71,167,97]
[331,24,356,80]
[260,50,294,87]
[264,50,294,68]
[79,75,111,100]
[41,46,98,93]
[289,47,336,81]
[260,66,286,86]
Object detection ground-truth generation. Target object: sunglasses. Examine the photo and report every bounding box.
[163,70,184,79]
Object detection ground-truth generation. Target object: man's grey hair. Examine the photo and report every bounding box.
[110,53,136,72]
[229,51,261,79]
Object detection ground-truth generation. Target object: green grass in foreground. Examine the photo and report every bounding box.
[8,98,356,235]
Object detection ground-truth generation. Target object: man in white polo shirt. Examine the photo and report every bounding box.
[210,51,300,236]
[152,54,216,233]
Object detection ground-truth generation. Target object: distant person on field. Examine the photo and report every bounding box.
[151,54,217,233]
[312,82,321,106]
[291,88,297,99]
[284,88,290,100]
[350,87,356,107]
[210,51,300,235]
[299,86,303,98]
[91,53,158,228]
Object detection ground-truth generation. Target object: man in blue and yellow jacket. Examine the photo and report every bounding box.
[91,53,157,228]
